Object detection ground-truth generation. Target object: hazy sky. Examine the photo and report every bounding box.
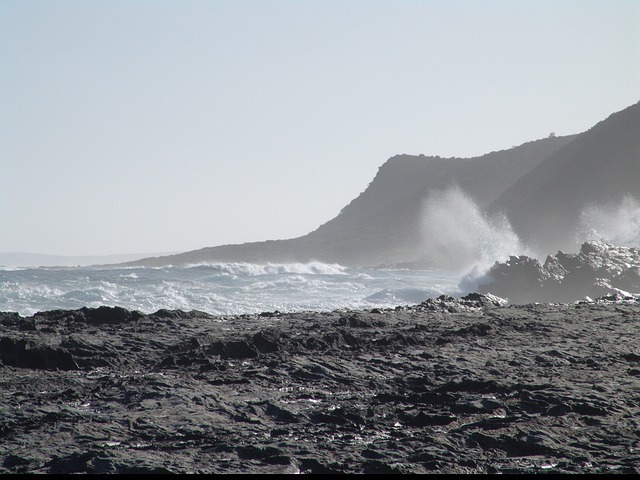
[1,0,638,256]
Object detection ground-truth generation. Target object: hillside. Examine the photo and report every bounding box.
[124,101,640,269]
[488,101,640,256]
[126,135,573,268]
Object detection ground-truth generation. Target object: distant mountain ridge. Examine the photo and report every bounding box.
[125,101,639,269]
[488,101,640,254]
[122,136,574,268]
[0,252,178,268]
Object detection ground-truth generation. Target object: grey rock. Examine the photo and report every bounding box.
[479,240,640,304]
[2,298,640,474]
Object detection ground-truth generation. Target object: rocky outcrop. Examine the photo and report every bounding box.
[2,298,640,473]
[478,240,640,304]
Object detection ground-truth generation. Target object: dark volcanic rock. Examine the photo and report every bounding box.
[478,240,640,304]
[0,337,78,370]
[2,297,640,474]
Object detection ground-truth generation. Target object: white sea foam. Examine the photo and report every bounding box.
[0,263,460,317]
[183,261,349,277]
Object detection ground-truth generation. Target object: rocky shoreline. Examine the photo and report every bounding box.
[477,240,640,305]
[2,294,640,474]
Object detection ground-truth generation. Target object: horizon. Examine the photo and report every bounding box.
[2,0,638,257]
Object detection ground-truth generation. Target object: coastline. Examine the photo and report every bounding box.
[1,294,640,474]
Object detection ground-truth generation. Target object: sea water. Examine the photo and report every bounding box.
[0,262,463,317]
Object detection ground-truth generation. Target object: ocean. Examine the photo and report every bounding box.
[0,262,464,317]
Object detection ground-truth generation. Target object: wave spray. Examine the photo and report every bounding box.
[419,186,529,291]
[577,195,640,248]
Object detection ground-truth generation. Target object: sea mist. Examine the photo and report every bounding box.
[577,195,640,248]
[419,186,529,291]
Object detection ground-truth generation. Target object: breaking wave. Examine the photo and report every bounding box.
[0,263,461,317]
[420,186,529,273]
[182,261,349,277]
[418,186,533,294]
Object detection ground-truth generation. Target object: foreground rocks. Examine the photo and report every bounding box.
[478,240,640,304]
[1,295,640,474]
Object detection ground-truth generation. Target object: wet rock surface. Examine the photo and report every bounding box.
[1,295,640,474]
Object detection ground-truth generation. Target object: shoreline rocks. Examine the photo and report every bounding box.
[478,240,640,304]
[2,295,640,474]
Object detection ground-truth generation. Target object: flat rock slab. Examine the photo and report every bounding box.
[1,296,640,474]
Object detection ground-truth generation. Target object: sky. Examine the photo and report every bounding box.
[1,0,638,257]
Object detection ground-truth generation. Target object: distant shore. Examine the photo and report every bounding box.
[0,252,179,268]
